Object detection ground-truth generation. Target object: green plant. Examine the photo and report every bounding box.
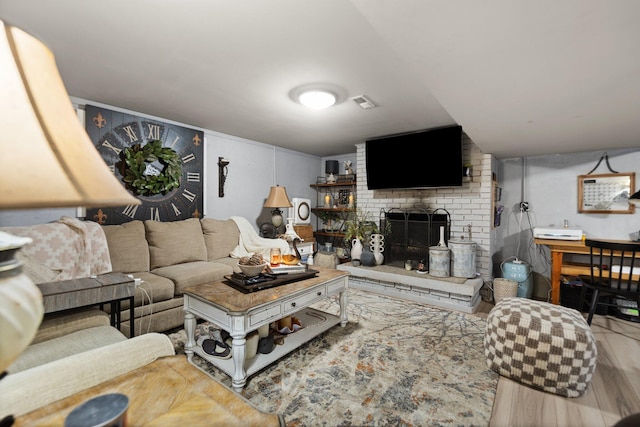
[317,210,339,230]
[343,208,384,242]
[122,140,182,196]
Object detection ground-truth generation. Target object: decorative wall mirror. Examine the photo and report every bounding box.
[578,172,635,214]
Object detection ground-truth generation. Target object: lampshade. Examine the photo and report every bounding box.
[0,19,140,391]
[325,160,339,175]
[264,186,292,229]
[264,186,293,208]
[630,189,640,207]
[0,20,140,209]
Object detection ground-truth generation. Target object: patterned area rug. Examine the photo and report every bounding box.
[168,289,498,426]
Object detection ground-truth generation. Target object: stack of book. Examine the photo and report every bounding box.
[269,263,306,274]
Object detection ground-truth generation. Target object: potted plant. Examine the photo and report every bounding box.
[317,210,340,232]
[343,208,393,265]
[343,207,391,242]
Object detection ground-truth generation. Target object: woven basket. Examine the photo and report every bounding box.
[493,278,518,304]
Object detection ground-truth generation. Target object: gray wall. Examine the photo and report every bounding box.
[0,100,326,231]
[494,148,640,300]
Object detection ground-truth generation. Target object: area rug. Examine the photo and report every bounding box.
[168,289,498,426]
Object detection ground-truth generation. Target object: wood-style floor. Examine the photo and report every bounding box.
[473,301,640,427]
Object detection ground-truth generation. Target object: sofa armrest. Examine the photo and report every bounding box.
[0,333,175,418]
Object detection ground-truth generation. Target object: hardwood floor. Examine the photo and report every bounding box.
[473,301,640,427]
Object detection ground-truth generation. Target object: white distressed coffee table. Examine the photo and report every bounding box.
[183,267,349,391]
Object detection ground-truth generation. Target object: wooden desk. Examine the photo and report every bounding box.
[13,356,284,427]
[534,238,638,305]
[534,239,589,305]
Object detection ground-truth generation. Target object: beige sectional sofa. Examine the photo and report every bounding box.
[103,217,244,336]
[0,216,290,424]
[1,216,289,337]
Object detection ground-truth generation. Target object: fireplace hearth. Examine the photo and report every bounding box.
[381,208,451,268]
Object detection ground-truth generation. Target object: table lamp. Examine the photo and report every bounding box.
[0,18,140,412]
[264,185,292,229]
[325,160,339,183]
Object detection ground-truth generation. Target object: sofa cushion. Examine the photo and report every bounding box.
[145,218,207,269]
[9,325,127,374]
[102,220,150,273]
[117,272,176,309]
[201,218,240,261]
[32,307,111,345]
[152,261,233,295]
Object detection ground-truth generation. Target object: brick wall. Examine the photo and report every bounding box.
[354,135,495,280]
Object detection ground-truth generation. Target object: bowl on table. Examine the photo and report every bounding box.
[237,262,267,277]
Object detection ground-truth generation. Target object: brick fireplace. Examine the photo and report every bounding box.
[339,138,495,310]
[351,137,494,282]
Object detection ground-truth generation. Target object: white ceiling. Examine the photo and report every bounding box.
[2,0,639,159]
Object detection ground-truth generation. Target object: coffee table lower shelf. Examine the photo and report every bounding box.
[191,308,340,379]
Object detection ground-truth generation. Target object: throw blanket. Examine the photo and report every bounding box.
[0,217,112,283]
[229,216,289,260]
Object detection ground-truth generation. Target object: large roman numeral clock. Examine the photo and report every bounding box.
[85,105,204,225]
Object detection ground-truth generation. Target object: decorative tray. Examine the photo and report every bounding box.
[223,269,319,293]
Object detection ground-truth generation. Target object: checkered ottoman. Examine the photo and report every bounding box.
[484,297,597,397]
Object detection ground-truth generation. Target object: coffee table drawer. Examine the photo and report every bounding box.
[249,305,283,327]
[283,288,326,314]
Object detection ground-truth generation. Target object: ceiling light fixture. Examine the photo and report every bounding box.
[298,90,336,110]
[289,83,345,110]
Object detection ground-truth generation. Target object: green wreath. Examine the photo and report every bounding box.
[122,140,182,196]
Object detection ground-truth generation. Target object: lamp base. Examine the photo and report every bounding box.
[0,232,44,375]
[271,208,284,229]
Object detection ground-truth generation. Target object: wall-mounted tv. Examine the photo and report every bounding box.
[365,125,463,190]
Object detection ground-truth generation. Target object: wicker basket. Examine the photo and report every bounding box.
[493,278,518,304]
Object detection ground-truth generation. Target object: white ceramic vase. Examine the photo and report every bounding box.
[350,239,363,262]
[370,233,384,265]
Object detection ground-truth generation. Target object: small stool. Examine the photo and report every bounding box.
[484,297,597,397]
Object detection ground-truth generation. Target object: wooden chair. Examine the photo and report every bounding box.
[578,239,640,325]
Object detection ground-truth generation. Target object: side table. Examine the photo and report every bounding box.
[36,272,135,337]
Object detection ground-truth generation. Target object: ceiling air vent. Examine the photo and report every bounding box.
[350,94,376,110]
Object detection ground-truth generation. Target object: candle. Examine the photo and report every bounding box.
[348,192,354,208]
[270,248,281,266]
[324,193,331,208]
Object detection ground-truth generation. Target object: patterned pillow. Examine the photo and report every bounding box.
[0,217,112,282]
[484,297,597,397]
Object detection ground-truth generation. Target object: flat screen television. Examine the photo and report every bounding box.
[365,125,463,190]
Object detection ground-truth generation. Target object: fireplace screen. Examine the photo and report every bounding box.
[381,208,451,268]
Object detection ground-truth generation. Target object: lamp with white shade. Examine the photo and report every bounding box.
[0,18,140,418]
